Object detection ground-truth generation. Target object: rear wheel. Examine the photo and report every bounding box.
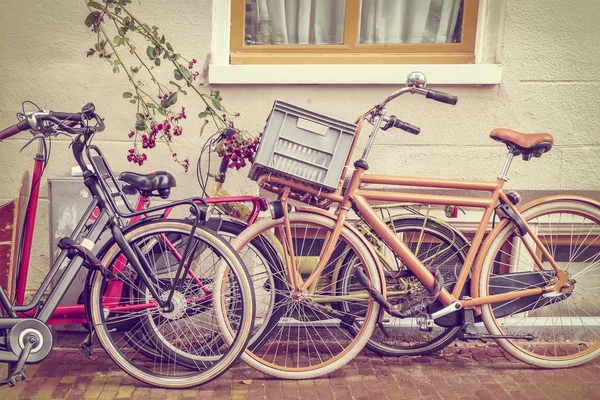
[90,220,255,388]
[480,200,600,368]
[338,217,468,356]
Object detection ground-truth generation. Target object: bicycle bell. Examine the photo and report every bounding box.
[406,71,427,88]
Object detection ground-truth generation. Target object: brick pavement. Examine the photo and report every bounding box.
[1,343,599,399]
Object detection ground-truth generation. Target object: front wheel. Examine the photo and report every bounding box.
[225,212,383,380]
[89,220,255,388]
[479,200,600,368]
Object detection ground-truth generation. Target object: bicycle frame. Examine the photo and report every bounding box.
[258,159,572,313]
[10,142,266,326]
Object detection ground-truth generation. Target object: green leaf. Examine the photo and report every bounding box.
[154,58,161,66]
[180,90,187,95]
[135,113,145,122]
[211,98,222,111]
[169,80,182,89]
[87,1,104,10]
[135,120,146,131]
[198,112,209,118]
[161,92,178,108]
[173,68,183,81]
[168,53,180,62]
[84,11,101,27]
[166,42,173,51]
[160,35,166,44]
[112,65,120,73]
[146,46,156,60]
[129,99,137,104]
[122,92,133,98]
[157,107,167,116]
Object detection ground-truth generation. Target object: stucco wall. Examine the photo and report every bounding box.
[0,0,599,295]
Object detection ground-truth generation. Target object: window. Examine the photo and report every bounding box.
[209,0,504,84]
[231,0,479,64]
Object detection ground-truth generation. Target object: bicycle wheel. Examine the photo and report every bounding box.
[338,216,468,356]
[217,220,287,350]
[224,211,382,379]
[89,220,255,388]
[479,200,600,368]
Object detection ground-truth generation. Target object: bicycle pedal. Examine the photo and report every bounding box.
[7,370,27,387]
[79,342,97,360]
[417,315,434,332]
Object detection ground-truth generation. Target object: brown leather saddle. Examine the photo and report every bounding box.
[489,128,554,160]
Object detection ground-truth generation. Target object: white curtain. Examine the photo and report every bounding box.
[254,0,461,45]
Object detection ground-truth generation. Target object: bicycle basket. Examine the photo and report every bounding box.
[248,101,357,192]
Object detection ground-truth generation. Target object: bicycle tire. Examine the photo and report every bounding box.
[89,220,255,388]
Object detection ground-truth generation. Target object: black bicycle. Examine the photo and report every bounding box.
[0,103,255,388]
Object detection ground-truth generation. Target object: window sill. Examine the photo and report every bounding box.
[208,63,502,85]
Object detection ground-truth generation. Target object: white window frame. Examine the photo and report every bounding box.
[209,0,505,85]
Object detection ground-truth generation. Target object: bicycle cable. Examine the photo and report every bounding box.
[196,131,220,198]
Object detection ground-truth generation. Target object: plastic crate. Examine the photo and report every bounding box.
[249,101,357,192]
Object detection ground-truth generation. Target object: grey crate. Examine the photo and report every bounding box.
[249,101,357,192]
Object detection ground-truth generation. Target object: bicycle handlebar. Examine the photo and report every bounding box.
[0,103,104,142]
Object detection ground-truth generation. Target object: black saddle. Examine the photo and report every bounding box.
[119,171,176,199]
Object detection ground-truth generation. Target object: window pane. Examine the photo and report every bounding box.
[245,0,346,45]
[359,0,463,44]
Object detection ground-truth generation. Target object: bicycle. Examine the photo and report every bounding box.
[0,103,255,388]
[224,72,600,378]
[196,127,471,358]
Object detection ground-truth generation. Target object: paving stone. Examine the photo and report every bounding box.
[1,347,600,399]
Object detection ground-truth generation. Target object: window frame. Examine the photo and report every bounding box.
[230,0,480,65]
[209,0,505,85]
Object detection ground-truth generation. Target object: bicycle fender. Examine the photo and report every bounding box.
[296,206,387,298]
[517,194,600,212]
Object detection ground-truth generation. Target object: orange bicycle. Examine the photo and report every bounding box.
[225,72,600,379]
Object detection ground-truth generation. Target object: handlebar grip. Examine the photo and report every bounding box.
[426,89,458,105]
[394,119,420,135]
[0,124,21,141]
[0,119,30,141]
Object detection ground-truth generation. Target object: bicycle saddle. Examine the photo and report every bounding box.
[489,128,554,160]
[119,171,176,198]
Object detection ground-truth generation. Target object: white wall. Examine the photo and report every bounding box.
[0,0,599,294]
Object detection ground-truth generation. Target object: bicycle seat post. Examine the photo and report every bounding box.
[498,148,515,181]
